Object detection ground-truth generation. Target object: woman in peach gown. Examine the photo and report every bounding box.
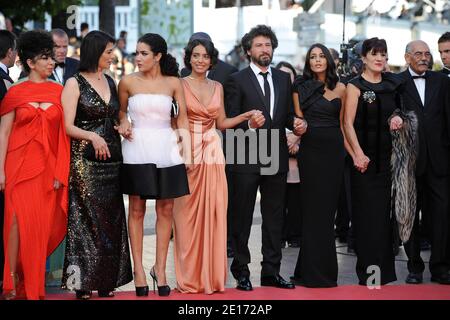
[0,31,69,300]
[173,38,258,294]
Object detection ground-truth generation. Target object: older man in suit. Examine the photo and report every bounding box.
[400,40,450,285]
[0,29,17,293]
[50,29,79,84]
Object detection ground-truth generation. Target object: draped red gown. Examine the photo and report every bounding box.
[0,80,70,300]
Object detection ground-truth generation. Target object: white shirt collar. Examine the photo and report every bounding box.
[408,67,425,77]
[250,62,272,77]
[0,62,8,74]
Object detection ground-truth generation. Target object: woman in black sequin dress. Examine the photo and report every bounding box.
[343,38,404,285]
[61,31,132,299]
[291,44,347,287]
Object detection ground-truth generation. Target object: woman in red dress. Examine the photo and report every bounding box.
[0,30,70,300]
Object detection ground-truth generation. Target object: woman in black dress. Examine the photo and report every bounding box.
[61,31,132,299]
[291,44,347,287]
[343,38,404,286]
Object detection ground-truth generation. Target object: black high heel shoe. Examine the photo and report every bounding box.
[149,266,171,296]
[98,290,115,298]
[133,272,149,297]
[75,290,92,300]
[135,285,149,296]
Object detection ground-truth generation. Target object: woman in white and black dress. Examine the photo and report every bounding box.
[116,33,191,297]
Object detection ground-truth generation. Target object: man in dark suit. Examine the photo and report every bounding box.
[0,29,17,294]
[181,32,239,258]
[50,29,79,84]
[225,25,305,291]
[400,40,450,285]
[438,32,450,77]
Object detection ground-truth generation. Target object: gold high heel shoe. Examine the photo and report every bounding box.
[3,272,19,300]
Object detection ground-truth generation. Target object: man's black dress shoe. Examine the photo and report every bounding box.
[405,272,423,284]
[236,277,253,291]
[261,274,295,289]
[431,274,450,285]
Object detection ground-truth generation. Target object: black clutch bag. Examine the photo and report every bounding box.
[171,99,179,118]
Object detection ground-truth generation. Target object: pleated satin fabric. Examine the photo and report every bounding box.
[173,80,227,294]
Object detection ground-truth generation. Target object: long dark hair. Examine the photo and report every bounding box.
[138,33,179,77]
[303,43,339,90]
[79,30,115,72]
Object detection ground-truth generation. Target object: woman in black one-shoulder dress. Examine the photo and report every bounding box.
[291,44,347,287]
[343,38,404,286]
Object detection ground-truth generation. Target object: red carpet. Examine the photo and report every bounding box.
[46,285,450,300]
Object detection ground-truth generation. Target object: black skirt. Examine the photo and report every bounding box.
[121,163,190,199]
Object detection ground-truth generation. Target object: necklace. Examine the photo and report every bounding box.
[188,75,207,82]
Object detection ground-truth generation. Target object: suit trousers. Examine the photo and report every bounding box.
[404,169,449,277]
[230,171,287,279]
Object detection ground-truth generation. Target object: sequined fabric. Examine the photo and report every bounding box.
[62,73,132,291]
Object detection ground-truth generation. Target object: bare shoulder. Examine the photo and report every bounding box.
[346,82,360,96]
[335,82,347,97]
[167,76,183,89]
[120,72,140,85]
[64,77,79,91]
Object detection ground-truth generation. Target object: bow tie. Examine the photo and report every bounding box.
[55,62,65,68]
[412,74,427,80]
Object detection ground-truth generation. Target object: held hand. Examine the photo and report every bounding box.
[241,110,258,121]
[353,153,370,173]
[286,132,300,147]
[114,119,133,141]
[90,132,111,161]
[293,117,307,136]
[288,143,299,155]
[249,110,265,129]
[0,170,5,192]
[389,116,403,131]
[54,179,61,190]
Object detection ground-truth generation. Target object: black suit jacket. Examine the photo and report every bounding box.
[224,66,295,174]
[181,59,238,86]
[0,68,13,101]
[399,69,450,176]
[50,57,79,84]
[441,67,450,76]
[19,57,79,84]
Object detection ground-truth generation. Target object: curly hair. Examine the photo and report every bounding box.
[138,33,179,77]
[241,25,278,62]
[184,39,218,71]
[17,30,54,73]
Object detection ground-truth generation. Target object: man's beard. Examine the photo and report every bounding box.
[252,54,272,67]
